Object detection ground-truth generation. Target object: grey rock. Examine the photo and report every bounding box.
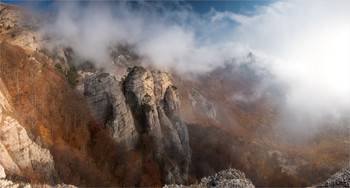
[200,168,255,188]
[0,164,76,188]
[0,116,58,184]
[164,168,255,188]
[85,67,191,184]
[124,67,163,143]
[313,167,350,188]
[0,87,58,184]
[84,73,138,149]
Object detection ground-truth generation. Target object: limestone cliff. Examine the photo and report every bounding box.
[83,66,191,184]
[84,73,138,148]
[0,84,58,184]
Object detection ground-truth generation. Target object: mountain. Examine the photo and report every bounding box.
[0,2,349,187]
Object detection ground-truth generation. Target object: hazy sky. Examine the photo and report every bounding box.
[6,0,350,121]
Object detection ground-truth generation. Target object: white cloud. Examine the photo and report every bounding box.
[40,0,349,122]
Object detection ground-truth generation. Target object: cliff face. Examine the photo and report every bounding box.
[84,73,138,148]
[83,67,191,184]
[0,83,58,184]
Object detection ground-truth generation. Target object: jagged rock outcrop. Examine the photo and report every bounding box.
[124,67,190,184]
[0,116,58,184]
[84,66,191,184]
[313,167,350,188]
[0,88,58,184]
[0,2,22,30]
[84,73,138,148]
[164,168,255,188]
[199,168,255,188]
[0,2,42,51]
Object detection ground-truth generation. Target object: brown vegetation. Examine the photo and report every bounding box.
[0,41,163,186]
[180,67,350,187]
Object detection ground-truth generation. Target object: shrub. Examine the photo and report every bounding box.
[66,66,79,86]
[55,63,65,74]
[142,103,152,112]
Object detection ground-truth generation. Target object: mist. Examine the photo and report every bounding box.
[39,0,349,126]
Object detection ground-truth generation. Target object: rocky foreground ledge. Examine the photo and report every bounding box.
[164,168,255,188]
[0,164,75,188]
[313,167,350,188]
[165,167,350,188]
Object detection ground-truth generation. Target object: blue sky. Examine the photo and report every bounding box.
[3,0,349,118]
[4,0,275,15]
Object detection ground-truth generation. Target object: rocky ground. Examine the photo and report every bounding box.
[164,168,255,188]
[164,168,254,188]
[313,167,350,188]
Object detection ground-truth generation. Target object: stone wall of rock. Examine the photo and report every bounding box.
[0,87,58,184]
[84,66,191,184]
[84,73,138,148]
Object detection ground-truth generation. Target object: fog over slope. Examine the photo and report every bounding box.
[39,0,349,127]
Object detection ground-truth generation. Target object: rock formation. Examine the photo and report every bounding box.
[0,164,75,188]
[313,167,350,188]
[199,168,255,188]
[0,86,58,184]
[164,168,255,188]
[84,66,191,184]
[84,73,138,148]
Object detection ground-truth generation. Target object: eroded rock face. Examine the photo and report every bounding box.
[84,73,138,148]
[0,2,22,30]
[84,67,191,184]
[0,3,42,51]
[0,116,58,184]
[313,167,350,188]
[124,67,191,184]
[0,88,58,184]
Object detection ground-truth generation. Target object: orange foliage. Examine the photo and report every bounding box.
[0,41,163,187]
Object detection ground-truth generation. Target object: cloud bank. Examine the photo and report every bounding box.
[40,0,349,122]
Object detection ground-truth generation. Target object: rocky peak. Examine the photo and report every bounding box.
[84,73,138,148]
[0,2,23,30]
[84,66,191,184]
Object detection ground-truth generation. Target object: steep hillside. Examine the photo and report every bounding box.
[173,63,349,186]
